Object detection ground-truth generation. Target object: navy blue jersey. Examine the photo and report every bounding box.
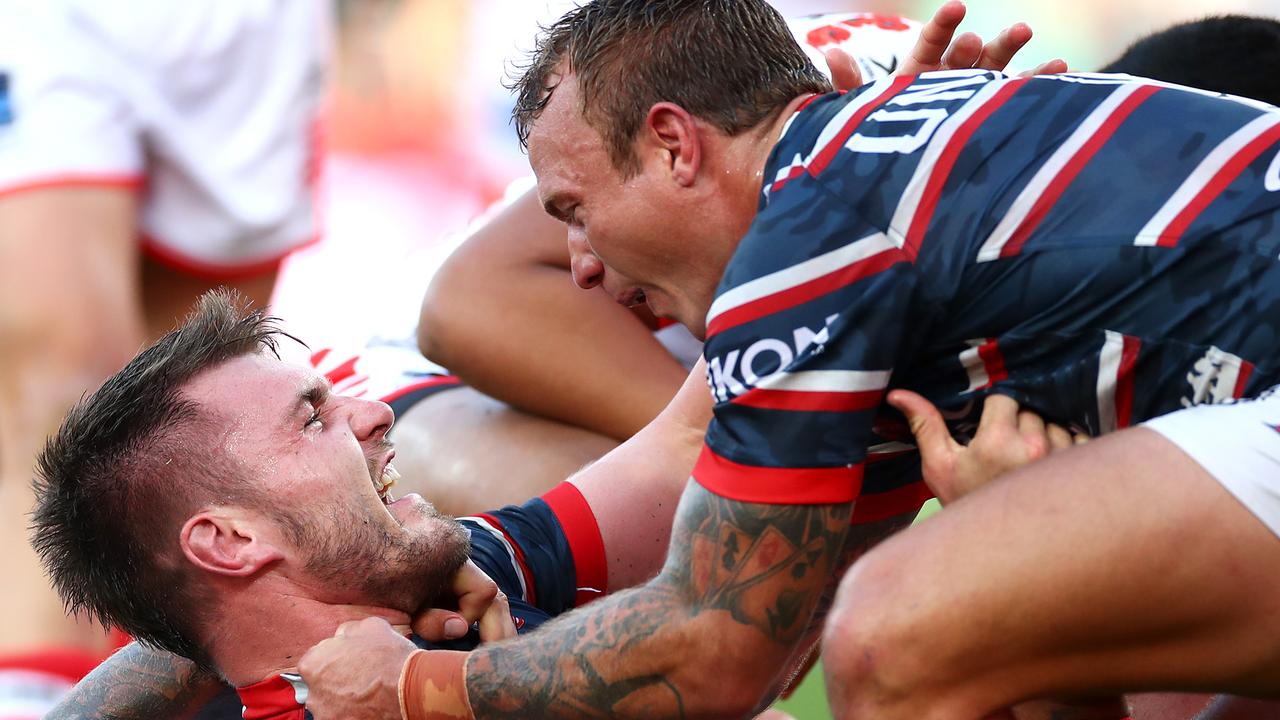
[237,483,606,719]
[695,70,1280,508]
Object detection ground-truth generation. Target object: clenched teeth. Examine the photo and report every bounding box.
[377,463,400,504]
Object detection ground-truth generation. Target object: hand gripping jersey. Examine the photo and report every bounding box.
[236,483,606,720]
[696,71,1280,509]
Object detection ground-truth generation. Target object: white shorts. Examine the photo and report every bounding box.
[1145,387,1280,538]
[788,13,923,84]
[0,0,330,278]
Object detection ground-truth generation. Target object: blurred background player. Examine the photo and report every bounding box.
[0,0,330,711]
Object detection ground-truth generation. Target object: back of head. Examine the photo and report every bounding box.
[1102,15,1280,106]
[512,0,831,174]
[31,290,288,671]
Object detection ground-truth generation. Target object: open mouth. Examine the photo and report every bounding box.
[374,458,400,505]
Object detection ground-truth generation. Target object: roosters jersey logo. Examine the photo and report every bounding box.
[706,314,839,403]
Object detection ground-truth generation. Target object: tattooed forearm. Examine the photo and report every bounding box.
[464,481,853,719]
[44,643,222,720]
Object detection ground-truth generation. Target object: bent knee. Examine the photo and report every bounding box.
[823,554,976,720]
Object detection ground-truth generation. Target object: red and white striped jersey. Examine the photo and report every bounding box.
[696,70,1280,507]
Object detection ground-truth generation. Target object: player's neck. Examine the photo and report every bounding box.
[205,585,412,687]
[742,92,821,200]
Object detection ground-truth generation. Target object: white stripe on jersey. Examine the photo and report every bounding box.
[887,77,1026,249]
[705,232,896,327]
[1096,330,1127,434]
[459,516,529,601]
[754,369,892,394]
[802,75,902,167]
[976,83,1153,262]
[959,339,991,393]
[1136,114,1280,246]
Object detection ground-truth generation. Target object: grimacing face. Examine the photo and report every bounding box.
[182,353,471,613]
[527,72,727,338]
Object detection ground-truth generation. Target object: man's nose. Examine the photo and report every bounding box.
[348,396,394,441]
[568,229,604,289]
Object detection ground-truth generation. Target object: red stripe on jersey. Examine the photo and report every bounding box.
[542,482,608,607]
[476,513,538,607]
[904,79,1029,260]
[238,675,308,720]
[1115,335,1141,429]
[0,648,106,683]
[1000,85,1161,259]
[693,446,863,505]
[705,246,905,338]
[377,375,463,404]
[731,387,882,413]
[770,164,808,194]
[808,76,915,178]
[977,338,1009,385]
[1158,122,1280,247]
[322,356,359,385]
[851,480,934,524]
[1235,360,1255,398]
[309,348,331,366]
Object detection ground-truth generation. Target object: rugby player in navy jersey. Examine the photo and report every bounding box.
[34,9,1039,717]
[299,1,1280,718]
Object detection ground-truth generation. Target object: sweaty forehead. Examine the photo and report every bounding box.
[181,353,312,411]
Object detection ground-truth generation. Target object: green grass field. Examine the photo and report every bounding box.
[768,498,943,719]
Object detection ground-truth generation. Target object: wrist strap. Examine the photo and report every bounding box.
[399,650,475,720]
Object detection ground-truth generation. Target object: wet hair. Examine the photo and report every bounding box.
[32,290,293,671]
[512,0,830,175]
[1102,16,1280,106]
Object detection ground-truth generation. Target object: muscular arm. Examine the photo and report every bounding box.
[565,359,711,591]
[465,483,853,719]
[44,642,223,720]
[417,188,687,441]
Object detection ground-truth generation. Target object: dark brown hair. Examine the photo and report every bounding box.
[31,290,292,671]
[512,0,830,175]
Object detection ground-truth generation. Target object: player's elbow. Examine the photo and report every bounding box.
[667,618,794,717]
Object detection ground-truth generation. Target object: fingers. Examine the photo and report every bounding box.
[974,23,1032,71]
[976,394,1021,437]
[412,609,472,642]
[887,389,958,461]
[476,590,517,643]
[451,560,501,624]
[1018,58,1069,78]
[411,561,501,642]
[1046,423,1074,452]
[1016,409,1048,459]
[940,31,983,71]
[824,47,863,92]
[905,0,967,73]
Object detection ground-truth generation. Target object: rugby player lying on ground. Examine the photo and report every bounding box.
[31,291,703,719]
[296,1,1280,718]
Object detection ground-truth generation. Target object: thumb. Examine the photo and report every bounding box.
[412,609,472,642]
[886,389,957,461]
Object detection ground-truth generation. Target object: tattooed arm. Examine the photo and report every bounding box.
[464,482,854,719]
[45,642,223,720]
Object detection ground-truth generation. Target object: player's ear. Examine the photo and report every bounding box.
[644,102,701,187]
[181,509,284,578]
